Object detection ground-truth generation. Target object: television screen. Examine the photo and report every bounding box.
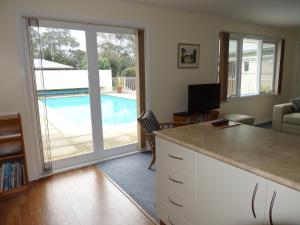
[188,83,220,113]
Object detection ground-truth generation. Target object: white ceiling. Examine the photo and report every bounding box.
[125,0,300,28]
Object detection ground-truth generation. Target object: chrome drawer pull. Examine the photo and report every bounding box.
[269,191,277,225]
[168,153,183,160]
[168,175,183,184]
[251,183,258,218]
[168,196,183,207]
[168,216,175,225]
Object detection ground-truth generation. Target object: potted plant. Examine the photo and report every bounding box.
[116,75,124,93]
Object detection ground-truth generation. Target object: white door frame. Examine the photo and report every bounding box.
[16,14,150,179]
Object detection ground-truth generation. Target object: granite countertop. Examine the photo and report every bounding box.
[155,123,300,192]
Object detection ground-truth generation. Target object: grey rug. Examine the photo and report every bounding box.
[255,122,272,129]
[97,151,158,222]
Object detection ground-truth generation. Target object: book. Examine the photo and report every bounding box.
[0,165,3,192]
[21,163,26,185]
[3,163,10,191]
[0,161,26,192]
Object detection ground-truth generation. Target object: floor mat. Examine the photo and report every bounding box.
[97,151,158,222]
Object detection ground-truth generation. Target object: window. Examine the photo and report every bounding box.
[228,39,238,97]
[218,32,285,100]
[243,62,249,72]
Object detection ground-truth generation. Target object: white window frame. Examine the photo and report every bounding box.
[229,33,280,98]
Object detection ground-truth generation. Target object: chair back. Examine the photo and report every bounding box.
[137,111,161,148]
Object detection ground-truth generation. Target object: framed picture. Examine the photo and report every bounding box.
[178,43,200,68]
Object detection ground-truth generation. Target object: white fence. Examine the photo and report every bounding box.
[35,69,137,93]
[35,70,112,92]
[112,77,136,92]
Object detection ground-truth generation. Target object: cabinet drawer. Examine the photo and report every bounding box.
[156,137,197,175]
[157,165,195,199]
[157,200,191,225]
[157,180,195,223]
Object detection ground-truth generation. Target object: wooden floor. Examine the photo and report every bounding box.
[0,166,156,225]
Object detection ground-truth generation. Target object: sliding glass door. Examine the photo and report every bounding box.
[26,19,139,171]
[96,31,138,151]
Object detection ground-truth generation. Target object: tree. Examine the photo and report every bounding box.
[121,67,136,77]
[30,28,136,73]
[31,28,87,69]
[99,57,111,70]
[97,33,135,77]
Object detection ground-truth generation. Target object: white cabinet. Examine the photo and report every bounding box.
[197,153,266,225]
[156,137,300,225]
[265,181,300,225]
[156,137,197,225]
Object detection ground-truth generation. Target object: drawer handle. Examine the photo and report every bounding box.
[251,183,258,218]
[269,191,277,225]
[168,195,183,208]
[168,216,175,225]
[168,175,183,184]
[168,153,183,160]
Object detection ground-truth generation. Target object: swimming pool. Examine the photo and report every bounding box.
[44,95,137,125]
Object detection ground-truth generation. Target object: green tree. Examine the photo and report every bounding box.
[31,28,87,69]
[97,33,135,77]
[31,28,136,73]
[121,67,136,77]
[98,57,111,70]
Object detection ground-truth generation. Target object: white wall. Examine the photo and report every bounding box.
[0,0,298,179]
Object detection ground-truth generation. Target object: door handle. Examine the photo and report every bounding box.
[269,191,277,225]
[251,183,259,218]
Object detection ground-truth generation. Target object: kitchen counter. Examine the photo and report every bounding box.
[155,123,300,192]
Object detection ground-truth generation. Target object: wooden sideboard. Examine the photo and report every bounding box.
[173,110,219,123]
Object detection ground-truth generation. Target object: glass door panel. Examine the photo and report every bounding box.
[96,32,138,150]
[32,26,94,161]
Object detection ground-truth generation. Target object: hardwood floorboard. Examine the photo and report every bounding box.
[0,166,156,225]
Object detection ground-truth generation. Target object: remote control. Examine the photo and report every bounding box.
[211,119,229,126]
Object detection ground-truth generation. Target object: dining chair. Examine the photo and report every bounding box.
[137,111,185,169]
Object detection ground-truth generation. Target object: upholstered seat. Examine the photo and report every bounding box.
[273,103,300,135]
[283,113,300,126]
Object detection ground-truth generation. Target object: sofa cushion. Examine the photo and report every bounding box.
[290,97,300,112]
[283,113,300,126]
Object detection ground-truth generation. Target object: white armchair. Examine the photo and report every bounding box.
[273,103,300,135]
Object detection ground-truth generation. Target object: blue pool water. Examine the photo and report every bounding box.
[44,95,137,125]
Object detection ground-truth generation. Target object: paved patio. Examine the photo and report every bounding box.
[47,122,137,161]
[39,92,138,161]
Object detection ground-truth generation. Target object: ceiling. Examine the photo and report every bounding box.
[125,0,300,28]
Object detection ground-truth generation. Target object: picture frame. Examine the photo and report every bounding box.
[178,43,200,68]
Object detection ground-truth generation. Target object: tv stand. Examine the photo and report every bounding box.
[173,110,219,123]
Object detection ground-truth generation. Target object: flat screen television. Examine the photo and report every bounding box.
[188,83,221,113]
